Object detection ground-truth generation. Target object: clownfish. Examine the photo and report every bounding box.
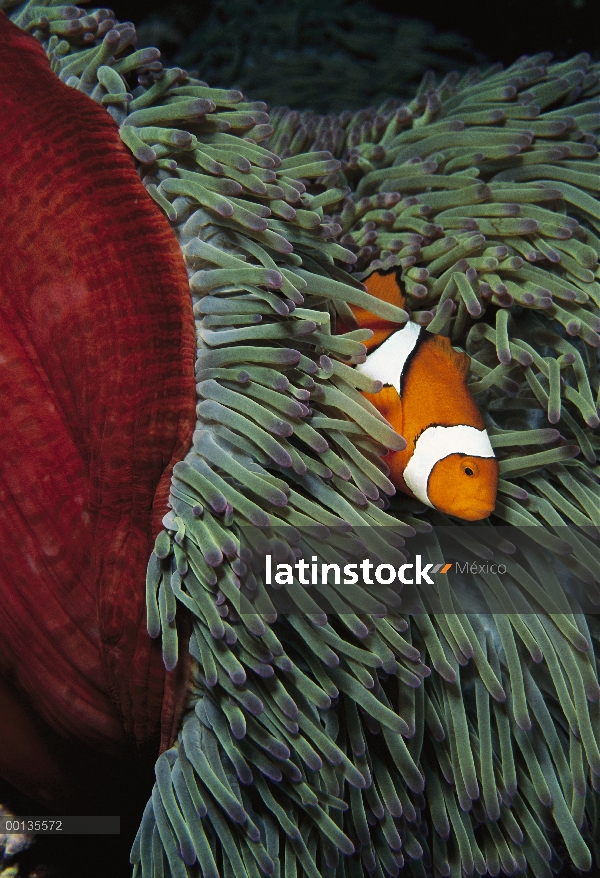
[341,269,498,521]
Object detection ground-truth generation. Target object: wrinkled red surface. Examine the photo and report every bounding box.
[0,12,196,796]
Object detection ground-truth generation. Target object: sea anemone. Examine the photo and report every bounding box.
[2,2,600,877]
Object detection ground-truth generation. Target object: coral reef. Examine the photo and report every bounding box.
[3,1,600,877]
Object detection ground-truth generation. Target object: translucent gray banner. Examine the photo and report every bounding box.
[235,525,600,617]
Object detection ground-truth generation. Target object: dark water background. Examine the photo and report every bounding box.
[116,0,599,113]
[118,0,598,65]
[3,0,598,876]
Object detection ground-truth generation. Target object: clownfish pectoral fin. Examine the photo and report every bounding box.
[342,268,407,353]
[423,333,471,380]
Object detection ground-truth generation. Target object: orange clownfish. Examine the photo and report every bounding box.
[343,269,498,521]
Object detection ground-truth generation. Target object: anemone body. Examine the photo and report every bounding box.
[0,11,196,805]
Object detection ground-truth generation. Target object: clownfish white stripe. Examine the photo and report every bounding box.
[356,320,421,395]
[403,425,496,508]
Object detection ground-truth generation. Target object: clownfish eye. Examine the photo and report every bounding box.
[460,459,479,478]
